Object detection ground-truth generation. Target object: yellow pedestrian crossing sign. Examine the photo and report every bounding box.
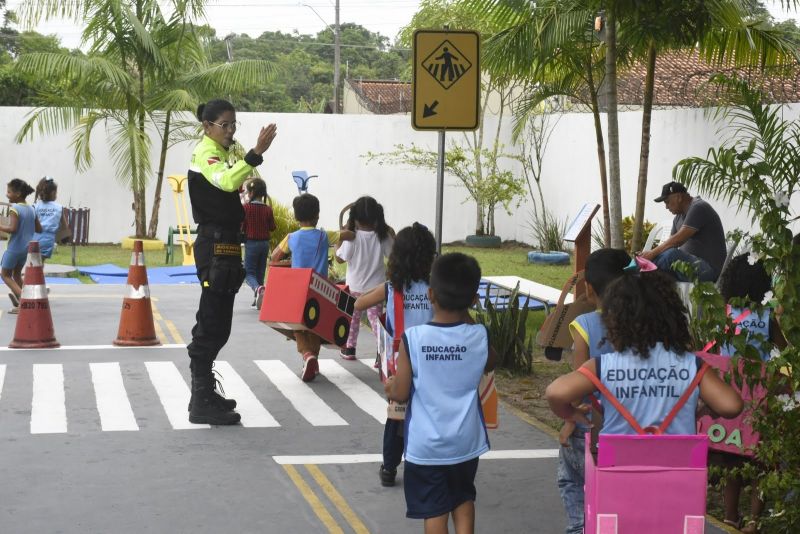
[413,30,480,131]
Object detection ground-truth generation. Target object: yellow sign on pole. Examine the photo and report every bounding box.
[412,30,480,131]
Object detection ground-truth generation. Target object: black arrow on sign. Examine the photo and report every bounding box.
[423,100,439,118]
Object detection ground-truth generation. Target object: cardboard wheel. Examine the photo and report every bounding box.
[303,299,320,328]
[333,316,349,346]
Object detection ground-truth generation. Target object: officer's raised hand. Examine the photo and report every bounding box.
[254,124,277,155]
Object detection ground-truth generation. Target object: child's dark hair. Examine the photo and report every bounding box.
[388,223,436,291]
[602,271,693,358]
[346,196,390,241]
[7,178,35,199]
[197,99,235,122]
[247,178,268,203]
[430,252,481,311]
[293,194,320,222]
[718,253,771,304]
[35,176,58,202]
[585,248,631,298]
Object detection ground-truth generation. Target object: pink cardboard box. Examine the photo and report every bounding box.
[585,433,709,534]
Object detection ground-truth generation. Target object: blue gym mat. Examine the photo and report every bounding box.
[79,264,199,284]
[476,281,547,311]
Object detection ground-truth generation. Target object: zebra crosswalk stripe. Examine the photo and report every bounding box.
[318,360,386,423]
[90,362,139,432]
[145,361,210,430]
[214,361,279,428]
[255,360,347,427]
[31,364,67,434]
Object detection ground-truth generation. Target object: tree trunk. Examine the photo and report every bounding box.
[605,6,624,249]
[475,203,484,235]
[631,43,657,253]
[148,111,171,239]
[134,64,147,238]
[587,57,611,247]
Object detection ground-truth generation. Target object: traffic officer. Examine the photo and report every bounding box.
[186,99,277,425]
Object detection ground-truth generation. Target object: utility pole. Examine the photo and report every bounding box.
[224,35,233,62]
[333,0,341,113]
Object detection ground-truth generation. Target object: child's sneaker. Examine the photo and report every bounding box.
[8,293,19,308]
[301,353,318,382]
[379,465,396,487]
[8,306,19,315]
[339,347,356,361]
[373,353,381,369]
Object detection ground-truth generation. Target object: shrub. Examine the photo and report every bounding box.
[475,283,534,373]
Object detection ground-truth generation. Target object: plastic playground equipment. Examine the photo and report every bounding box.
[166,175,195,266]
[292,170,318,194]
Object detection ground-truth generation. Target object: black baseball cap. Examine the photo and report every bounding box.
[654,181,688,202]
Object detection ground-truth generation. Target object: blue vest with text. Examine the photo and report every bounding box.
[599,343,700,435]
[403,322,490,465]
[385,280,432,335]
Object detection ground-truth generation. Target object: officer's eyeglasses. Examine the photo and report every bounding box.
[209,120,240,131]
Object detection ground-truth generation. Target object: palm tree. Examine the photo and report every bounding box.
[471,0,799,249]
[14,0,275,238]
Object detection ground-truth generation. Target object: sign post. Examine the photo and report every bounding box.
[412,29,480,252]
[563,203,600,297]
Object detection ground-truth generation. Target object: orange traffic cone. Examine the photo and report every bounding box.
[113,240,160,346]
[480,371,499,429]
[9,241,60,349]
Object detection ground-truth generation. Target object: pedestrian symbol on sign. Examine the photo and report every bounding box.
[422,40,472,90]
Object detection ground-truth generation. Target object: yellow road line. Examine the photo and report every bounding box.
[164,319,184,345]
[150,302,169,345]
[282,465,344,534]
[306,464,370,534]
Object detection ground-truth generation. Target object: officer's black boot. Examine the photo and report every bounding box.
[187,362,237,411]
[189,372,241,425]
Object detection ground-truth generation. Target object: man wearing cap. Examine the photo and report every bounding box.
[640,181,726,282]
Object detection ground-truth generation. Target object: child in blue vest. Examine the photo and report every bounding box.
[32,176,68,262]
[386,252,496,534]
[714,253,786,533]
[0,179,41,313]
[557,248,630,534]
[546,268,743,436]
[271,194,354,382]
[355,222,436,488]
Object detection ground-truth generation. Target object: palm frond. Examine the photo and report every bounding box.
[14,107,86,143]
[179,60,277,96]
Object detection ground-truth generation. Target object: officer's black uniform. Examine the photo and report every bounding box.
[186,136,263,425]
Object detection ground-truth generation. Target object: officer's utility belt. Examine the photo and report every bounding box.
[199,225,245,294]
[197,224,240,243]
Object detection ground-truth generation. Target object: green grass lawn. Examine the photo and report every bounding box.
[50,244,184,268]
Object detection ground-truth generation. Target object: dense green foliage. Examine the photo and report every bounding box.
[0,0,408,113]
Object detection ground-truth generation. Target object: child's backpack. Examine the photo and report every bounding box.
[579,361,711,534]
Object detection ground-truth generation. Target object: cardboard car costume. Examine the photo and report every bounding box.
[259,266,355,347]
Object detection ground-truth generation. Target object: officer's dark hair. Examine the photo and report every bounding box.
[346,196,390,241]
[7,178,35,199]
[293,194,320,223]
[35,176,58,202]
[430,252,481,311]
[585,248,631,299]
[602,270,693,359]
[718,253,771,304]
[197,99,235,122]
[247,178,268,203]
[388,222,436,292]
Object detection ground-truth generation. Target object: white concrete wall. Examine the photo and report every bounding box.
[1,105,797,244]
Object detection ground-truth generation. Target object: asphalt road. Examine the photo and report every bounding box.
[0,284,725,533]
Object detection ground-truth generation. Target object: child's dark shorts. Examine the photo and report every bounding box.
[404,458,479,519]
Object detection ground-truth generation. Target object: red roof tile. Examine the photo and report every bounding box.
[346,79,412,114]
